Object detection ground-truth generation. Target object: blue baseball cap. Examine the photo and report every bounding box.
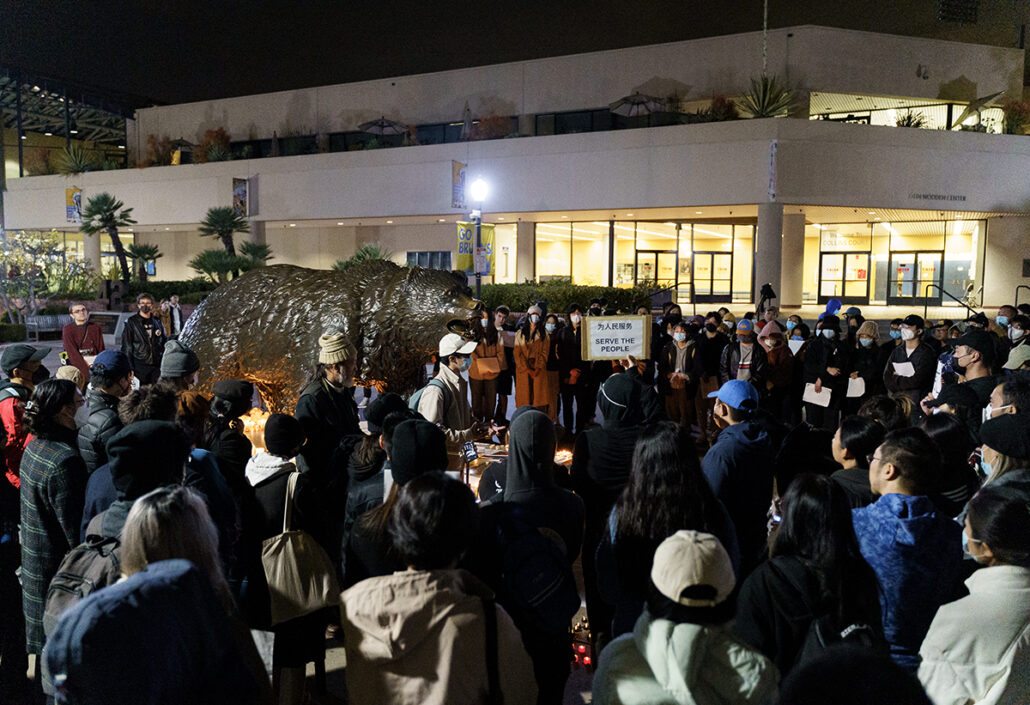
[735,319,754,333]
[90,350,132,378]
[707,379,759,411]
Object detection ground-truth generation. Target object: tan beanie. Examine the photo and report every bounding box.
[318,333,356,364]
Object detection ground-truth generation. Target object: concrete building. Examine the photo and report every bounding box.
[4,25,1030,316]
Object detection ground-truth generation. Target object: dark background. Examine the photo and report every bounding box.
[1,0,1027,106]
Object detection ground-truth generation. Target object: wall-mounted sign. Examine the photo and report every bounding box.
[456,221,495,275]
[232,178,249,217]
[908,193,967,202]
[451,161,467,209]
[65,188,82,223]
[820,230,869,252]
[581,315,652,361]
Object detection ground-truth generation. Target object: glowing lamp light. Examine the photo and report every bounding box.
[469,178,489,203]
[577,645,586,653]
[583,656,592,666]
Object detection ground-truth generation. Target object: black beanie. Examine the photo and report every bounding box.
[980,413,1030,459]
[107,421,190,500]
[365,393,408,435]
[211,379,253,419]
[263,414,305,457]
[390,419,448,486]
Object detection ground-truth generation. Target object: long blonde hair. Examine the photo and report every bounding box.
[121,486,232,610]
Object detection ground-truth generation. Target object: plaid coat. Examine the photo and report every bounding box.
[20,428,86,653]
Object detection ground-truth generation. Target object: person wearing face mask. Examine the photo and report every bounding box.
[844,321,883,415]
[696,313,729,447]
[756,320,792,417]
[977,414,1030,487]
[296,332,361,477]
[514,305,554,417]
[469,310,506,424]
[61,302,105,386]
[882,318,904,351]
[719,319,768,392]
[883,314,937,419]
[918,484,1030,705]
[986,377,1030,422]
[76,350,133,474]
[120,292,167,386]
[18,379,87,678]
[419,333,497,471]
[492,306,517,423]
[802,314,849,430]
[1002,313,1030,363]
[542,313,563,421]
[659,321,702,429]
[588,298,604,317]
[557,304,594,434]
[946,328,1000,407]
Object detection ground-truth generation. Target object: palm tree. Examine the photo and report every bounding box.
[126,243,163,284]
[199,206,249,257]
[80,193,136,285]
[239,241,273,265]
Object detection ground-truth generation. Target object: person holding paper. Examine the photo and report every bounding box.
[845,321,883,415]
[883,315,937,420]
[801,315,849,430]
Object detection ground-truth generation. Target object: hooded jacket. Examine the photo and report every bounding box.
[852,493,962,671]
[593,610,779,705]
[918,565,1030,705]
[340,569,538,705]
[701,422,774,573]
[0,379,33,489]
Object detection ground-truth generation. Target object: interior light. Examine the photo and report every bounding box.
[385,220,392,224]
[20,134,26,140]
[626,213,634,216]
[695,211,703,214]
[497,217,505,220]
[164,227,170,231]
[561,215,568,219]
[438,218,445,222]
[117,145,125,149]
[868,211,876,215]
[289,223,296,227]
[44,130,53,136]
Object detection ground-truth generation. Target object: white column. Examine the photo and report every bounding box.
[516,221,535,282]
[83,231,102,273]
[754,202,784,308]
[247,220,266,245]
[779,212,806,308]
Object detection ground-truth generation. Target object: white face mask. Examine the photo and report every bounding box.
[901,328,916,341]
[1009,327,1026,342]
[570,314,581,324]
[821,329,835,339]
[983,403,1012,423]
[529,314,540,324]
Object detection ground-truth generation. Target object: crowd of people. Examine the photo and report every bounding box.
[0,291,1028,705]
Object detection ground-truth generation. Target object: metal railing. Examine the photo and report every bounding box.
[922,283,978,321]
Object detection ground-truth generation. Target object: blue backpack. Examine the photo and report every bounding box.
[407,378,449,413]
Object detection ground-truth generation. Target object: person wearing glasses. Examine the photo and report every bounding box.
[62,302,105,385]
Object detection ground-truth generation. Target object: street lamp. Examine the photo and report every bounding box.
[469,178,489,299]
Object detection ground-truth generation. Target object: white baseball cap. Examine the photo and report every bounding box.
[650,530,736,607]
[439,333,477,357]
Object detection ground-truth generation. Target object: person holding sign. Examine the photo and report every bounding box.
[514,306,554,418]
[845,321,883,415]
[883,315,937,421]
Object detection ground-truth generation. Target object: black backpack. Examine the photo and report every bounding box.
[495,511,580,635]
[795,613,882,666]
[43,534,122,639]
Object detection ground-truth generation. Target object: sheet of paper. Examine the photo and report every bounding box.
[788,339,805,355]
[846,376,866,398]
[803,382,833,408]
[893,361,916,378]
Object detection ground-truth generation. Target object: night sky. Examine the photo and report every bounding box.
[1,1,1024,106]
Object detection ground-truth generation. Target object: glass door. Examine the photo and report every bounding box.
[819,252,870,304]
[887,251,943,305]
[692,251,733,303]
[634,250,677,289]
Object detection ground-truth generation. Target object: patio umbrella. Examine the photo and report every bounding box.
[608,91,664,117]
[953,90,1005,128]
[358,116,407,136]
[460,101,473,141]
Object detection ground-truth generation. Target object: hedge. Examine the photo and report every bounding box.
[0,324,27,342]
[479,279,658,314]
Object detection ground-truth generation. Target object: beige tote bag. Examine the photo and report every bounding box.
[261,471,340,625]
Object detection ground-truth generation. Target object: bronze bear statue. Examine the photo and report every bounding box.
[178,260,483,411]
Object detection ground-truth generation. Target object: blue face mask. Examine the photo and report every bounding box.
[889,330,902,340]
[791,335,804,341]
[981,459,994,478]
[545,323,556,333]
[480,318,489,328]
[673,332,686,342]
[996,315,1009,327]
[529,314,540,324]
[821,329,836,339]
[458,356,472,372]
[961,530,972,557]
[785,320,797,332]
[859,338,873,347]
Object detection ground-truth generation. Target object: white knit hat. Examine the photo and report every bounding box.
[318,332,356,364]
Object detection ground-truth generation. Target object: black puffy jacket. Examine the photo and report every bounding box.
[76,388,123,474]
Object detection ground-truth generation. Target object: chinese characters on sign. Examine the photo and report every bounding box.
[581,316,652,360]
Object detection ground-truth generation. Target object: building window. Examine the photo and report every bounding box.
[407,251,452,270]
[535,223,572,280]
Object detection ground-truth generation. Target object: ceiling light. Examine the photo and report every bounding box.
[626,213,634,216]
[561,215,568,219]
[497,217,505,220]
[164,227,170,231]
[337,222,345,225]
[44,130,53,136]
[695,211,703,214]
[289,223,296,227]
[385,220,392,224]
[868,211,876,215]
[118,145,125,149]
[438,218,445,222]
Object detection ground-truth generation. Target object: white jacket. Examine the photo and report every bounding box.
[918,565,1030,705]
[417,364,474,469]
[593,610,779,705]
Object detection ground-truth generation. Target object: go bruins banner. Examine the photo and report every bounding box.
[456,221,495,275]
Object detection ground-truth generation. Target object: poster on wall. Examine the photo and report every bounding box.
[65,188,82,223]
[581,315,652,361]
[451,161,467,209]
[232,178,249,217]
[456,221,495,275]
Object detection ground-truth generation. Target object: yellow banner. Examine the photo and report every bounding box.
[65,188,82,223]
[456,222,495,275]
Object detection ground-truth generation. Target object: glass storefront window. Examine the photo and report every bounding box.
[571,222,609,285]
[634,222,678,289]
[943,220,984,305]
[731,225,754,303]
[492,224,517,283]
[613,221,636,287]
[690,224,733,301]
[535,223,572,280]
[816,223,870,303]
